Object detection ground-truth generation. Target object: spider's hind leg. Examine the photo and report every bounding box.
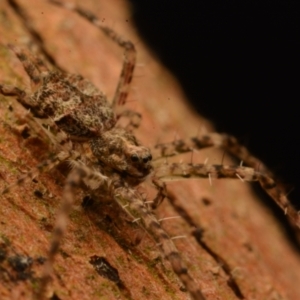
[35,161,89,298]
[8,44,43,89]
[49,0,136,109]
[1,150,77,196]
[0,83,35,113]
[1,45,50,116]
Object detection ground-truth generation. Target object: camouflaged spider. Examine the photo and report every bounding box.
[1,1,300,300]
[0,1,205,298]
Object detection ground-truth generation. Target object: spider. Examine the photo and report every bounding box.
[0,1,300,300]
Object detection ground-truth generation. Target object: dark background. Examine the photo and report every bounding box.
[129,1,300,214]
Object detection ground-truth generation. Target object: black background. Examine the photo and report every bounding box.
[129,1,300,214]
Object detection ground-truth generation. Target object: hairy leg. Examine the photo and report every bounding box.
[49,0,136,109]
[155,162,300,230]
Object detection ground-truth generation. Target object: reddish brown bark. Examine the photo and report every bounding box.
[0,1,300,299]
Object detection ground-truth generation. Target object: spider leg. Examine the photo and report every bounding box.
[114,186,206,300]
[8,44,42,89]
[150,177,167,209]
[152,179,246,299]
[66,161,205,300]
[0,83,39,113]
[0,84,26,98]
[35,160,109,298]
[116,109,142,131]
[1,81,74,149]
[1,45,56,118]
[48,0,136,109]
[153,133,271,176]
[156,162,300,230]
[23,47,50,74]
[1,150,78,196]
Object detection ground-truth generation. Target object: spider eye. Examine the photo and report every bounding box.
[142,154,152,163]
[130,154,139,162]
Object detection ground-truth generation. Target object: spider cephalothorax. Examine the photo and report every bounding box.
[90,127,153,178]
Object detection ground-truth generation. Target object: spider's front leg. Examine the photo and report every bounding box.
[155,162,300,231]
[114,183,206,300]
[153,132,272,176]
[150,177,168,209]
[66,160,206,300]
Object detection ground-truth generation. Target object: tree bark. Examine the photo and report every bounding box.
[0,1,300,299]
